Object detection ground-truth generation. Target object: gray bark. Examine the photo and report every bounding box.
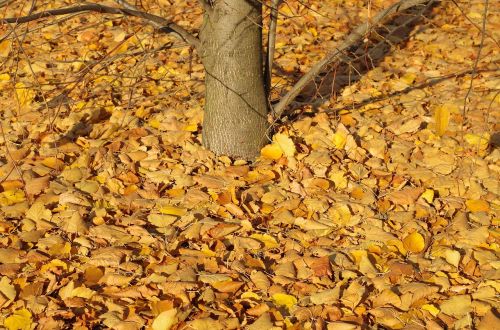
[199,0,269,159]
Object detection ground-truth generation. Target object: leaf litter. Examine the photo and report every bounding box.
[0,0,499,329]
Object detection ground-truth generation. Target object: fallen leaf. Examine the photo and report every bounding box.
[402,232,425,253]
[466,199,489,212]
[434,104,453,136]
[250,233,279,249]
[261,143,283,160]
[4,309,31,330]
[271,293,297,311]
[0,190,25,206]
[152,309,178,330]
[440,295,472,318]
[158,206,187,216]
[274,133,296,157]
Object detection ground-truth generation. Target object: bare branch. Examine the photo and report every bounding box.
[1,2,200,49]
[264,0,281,99]
[272,0,436,118]
[114,0,137,10]
[196,0,212,12]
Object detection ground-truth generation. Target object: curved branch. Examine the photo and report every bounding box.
[273,0,436,118]
[0,3,200,49]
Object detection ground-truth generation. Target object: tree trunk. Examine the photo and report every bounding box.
[199,0,269,159]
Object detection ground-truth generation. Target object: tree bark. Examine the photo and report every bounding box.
[199,0,269,159]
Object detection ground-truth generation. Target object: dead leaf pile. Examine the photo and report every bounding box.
[0,0,498,329]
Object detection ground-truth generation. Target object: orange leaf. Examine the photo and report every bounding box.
[402,232,425,253]
[261,143,282,160]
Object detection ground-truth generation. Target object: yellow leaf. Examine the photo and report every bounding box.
[402,232,425,253]
[387,239,407,255]
[241,291,261,300]
[329,171,347,189]
[0,73,10,81]
[71,286,95,299]
[261,143,283,160]
[444,249,461,267]
[0,189,25,206]
[15,82,35,107]
[4,309,32,330]
[149,119,161,129]
[48,242,71,257]
[468,11,482,19]
[332,131,347,149]
[308,27,318,37]
[250,233,279,249]
[464,133,490,150]
[420,189,434,203]
[147,214,177,227]
[280,6,295,16]
[440,295,471,318]
[401,72,417,85]
[275,42,286,49]
[273,133,296,157]
[271,293,297,310]
[183,124,198,132]
[40,259,68,273]
[0,39,12,57]
[466,199,489,212]
[200,245,217,257]
[434,104,452,136]
[329,204,352,226]
[211,280,244,293]
[159,206,187,216]
[41,157,65,170]
[421,304,440,317]
[152,308,178,330]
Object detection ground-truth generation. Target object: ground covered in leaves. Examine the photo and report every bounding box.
[0,0,499,329]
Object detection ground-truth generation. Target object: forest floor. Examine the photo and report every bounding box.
[0,0,498,329]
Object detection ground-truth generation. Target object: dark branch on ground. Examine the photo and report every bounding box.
[0,2,200,49]
[272,0,437,118]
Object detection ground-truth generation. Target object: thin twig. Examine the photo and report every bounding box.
[461,0,488,137]
[265,0,281,100]
[1,2,200,49]
[272,0,435,118]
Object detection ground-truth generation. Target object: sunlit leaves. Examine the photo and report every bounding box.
[0,0,496,328]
